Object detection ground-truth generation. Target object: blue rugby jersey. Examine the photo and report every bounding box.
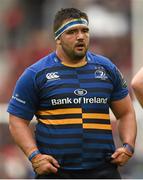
[7,51,128,170]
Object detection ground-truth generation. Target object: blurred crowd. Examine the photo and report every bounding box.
[0,0,138,179]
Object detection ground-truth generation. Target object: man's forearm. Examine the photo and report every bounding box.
[9,114,38,157]
[118,112,137,147]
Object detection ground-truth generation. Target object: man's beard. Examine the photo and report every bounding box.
[62,45,88,61]
[71,51,86,60]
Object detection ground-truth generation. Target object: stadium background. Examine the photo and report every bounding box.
[0,0,143,178]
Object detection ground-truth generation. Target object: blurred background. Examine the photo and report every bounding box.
[0,0,143,178]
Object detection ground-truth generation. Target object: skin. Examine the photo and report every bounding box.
[9,19,137,175]
[131,67,143,107]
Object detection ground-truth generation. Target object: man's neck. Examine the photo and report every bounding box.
[56,49,87,67]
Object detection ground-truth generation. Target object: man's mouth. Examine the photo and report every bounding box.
[75,43,85,50]
[75,43,85,47]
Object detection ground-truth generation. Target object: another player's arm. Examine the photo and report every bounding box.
[131,67,143,107]
[110,94,137,166]
[9,114,60,175]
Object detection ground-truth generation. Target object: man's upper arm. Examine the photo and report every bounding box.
[110,94,134,119]
[9,114,30,127]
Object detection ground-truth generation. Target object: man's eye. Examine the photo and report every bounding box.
[67,30,75,34]
[83,29,89,33]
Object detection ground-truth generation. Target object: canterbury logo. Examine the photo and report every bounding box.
[46,72,60,80]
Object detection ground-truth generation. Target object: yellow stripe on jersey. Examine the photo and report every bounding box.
[82,113,110,119]
[38,118,82,125]
[83,123,111,130]
[37,108,82,115]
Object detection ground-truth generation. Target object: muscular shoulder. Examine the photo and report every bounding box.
[87,51,116,70]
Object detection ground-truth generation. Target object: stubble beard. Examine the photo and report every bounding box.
[62,45,88,61]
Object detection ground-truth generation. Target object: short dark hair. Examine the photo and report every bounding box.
[53,8,89,33]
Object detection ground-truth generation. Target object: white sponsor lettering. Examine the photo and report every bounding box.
[51,97,108,106]
[83,97,108,104]
[51,97,72,105]
[73,97,82,104]
[12,95,26,104]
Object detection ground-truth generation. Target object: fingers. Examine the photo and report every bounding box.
[31,154,60,175]
[49,156,60,168]
[34,161,58,175]
[110,147,133,166]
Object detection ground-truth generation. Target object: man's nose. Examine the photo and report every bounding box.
[76,31,84,39]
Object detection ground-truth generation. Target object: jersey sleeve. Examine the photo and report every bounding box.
[110,66,129,101]
[7,68,39,121]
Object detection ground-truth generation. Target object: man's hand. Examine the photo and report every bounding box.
[31,154,60,175]
[110,147,133,166]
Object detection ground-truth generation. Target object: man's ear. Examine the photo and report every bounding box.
[56,37,61,45]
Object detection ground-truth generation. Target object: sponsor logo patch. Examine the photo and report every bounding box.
[74,89,87,96]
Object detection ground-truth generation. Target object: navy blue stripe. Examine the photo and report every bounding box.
[37,130,82,138]
[55,20,87,37]
[41,87,112,96]
[84,138,114,144]
[37,123,82,134]
[37,114,81,119]
[83,129,112,133]
[37,140,81,149]
[36,134,82,144]
[83,143,114,149]
[82,108,109,113]
[83,133,113,140]
[83,119,110,124]
[79,78,111,83]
